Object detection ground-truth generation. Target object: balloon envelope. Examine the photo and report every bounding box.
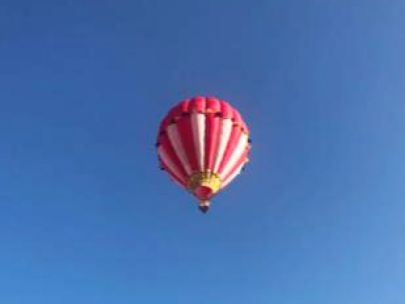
[156,97,251,212]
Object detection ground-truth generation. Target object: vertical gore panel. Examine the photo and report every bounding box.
[189,96,206,113]
[158,148,186,186]
[220,133,249,178]
[158,133,188,181]
[206,97,221,113]
[221,162,244,189]
[166,124,192,175]
[179,99,191,113]
[158,115,171,135]
[175,116,199,173]
[221,146,249,183]
[205,97,222,171]
[220,100,234,119]
[204,114,220,171]
[213,119,233,173]
[191,113,206,171]
[218,126,243,175]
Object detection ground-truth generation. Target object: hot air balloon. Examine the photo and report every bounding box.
[156,97,251,213]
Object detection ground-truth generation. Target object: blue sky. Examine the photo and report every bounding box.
[1,0,405,303]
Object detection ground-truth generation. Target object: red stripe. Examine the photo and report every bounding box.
[204,97,222,171]
[158,115,170,137]
[204,114,220,171]
[179,99,191,113]
[158,133,188,181]
[175,116,199,173]
[189,96,206,113]
[161,161,187,187]
[232,109,243,126]
[220,100,234,119]
[206,97,221,113]
[221,146,250,182]
[217,125,243,175]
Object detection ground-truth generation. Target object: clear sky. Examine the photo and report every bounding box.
[1,0,404,303]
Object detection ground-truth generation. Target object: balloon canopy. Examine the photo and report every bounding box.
[156,97,251,213]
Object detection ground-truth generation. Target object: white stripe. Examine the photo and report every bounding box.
[166,124,192,175]
[213,119,233,174]
[191,113,205,171]
[219,133,248,179]
[158,146,185,184]
[221,162,244,189]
